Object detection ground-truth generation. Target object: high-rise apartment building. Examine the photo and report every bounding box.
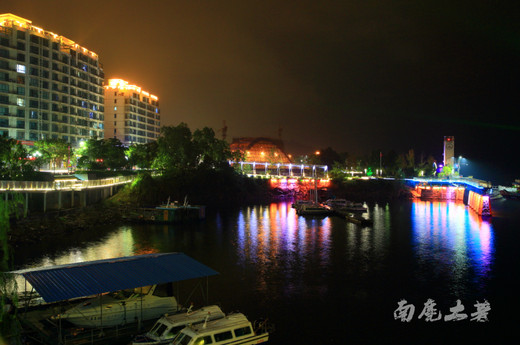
[104,79,160,145]
[0,14,104,145]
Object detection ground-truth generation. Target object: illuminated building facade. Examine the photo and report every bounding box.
[0,14,104,145]
[103,79,160,145]
[230,137,292,163]
[443,136,455,167]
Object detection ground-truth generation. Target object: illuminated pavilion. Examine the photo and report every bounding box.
[229,137,292,163]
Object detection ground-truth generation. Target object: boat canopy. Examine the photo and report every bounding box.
[9,253,219,303]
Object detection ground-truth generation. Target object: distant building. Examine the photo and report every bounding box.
[0,14,104,145]
[103,79,160,145]
[443,136,455,167]
[230,137,291,163]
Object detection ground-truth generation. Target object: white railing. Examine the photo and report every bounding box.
[230,161,329,179]
[0,175,135,192]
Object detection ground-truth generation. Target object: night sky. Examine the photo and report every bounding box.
[4,1,520,183]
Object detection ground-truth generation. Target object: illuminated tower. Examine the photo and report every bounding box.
[0,14,104,145]
[443,136,455,167]
[103,79,160,145]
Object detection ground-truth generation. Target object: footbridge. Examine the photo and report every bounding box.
[231,161,329,179]
[230,161,331,197]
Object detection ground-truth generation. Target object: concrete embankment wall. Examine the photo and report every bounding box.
[467,190,491,216]
[414,186,491,216]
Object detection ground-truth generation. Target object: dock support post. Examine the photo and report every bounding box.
[24,192,28,218]
[80,190,87,207]
[43,193,46,213]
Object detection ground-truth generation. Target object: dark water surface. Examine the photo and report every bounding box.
[14,199,520,344]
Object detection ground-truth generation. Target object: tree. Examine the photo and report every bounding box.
[330,161,347,180]
[77,138,127,170]
[438,165,453,178]
[153,123,195,171]
[32,138,70,172]
[153,123,234,172]
[126,141,158,169]
[0,136,34,180]
[192,127,232,169]
[102,138,127,170]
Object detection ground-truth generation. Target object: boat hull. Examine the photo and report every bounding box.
[58,295,178,328]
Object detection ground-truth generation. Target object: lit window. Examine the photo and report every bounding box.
[16,64,26,74]
[114,106,117,111]
[17,98,25,106]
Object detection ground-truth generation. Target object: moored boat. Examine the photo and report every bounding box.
[132,305,225,345]
[324,199,348,208]
[345,213,373,226]
[291,199,313,210]
[296,203,333,216]
[52,285,179,328]
[170,313,270,345]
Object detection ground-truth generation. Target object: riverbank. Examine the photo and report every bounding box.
[7,201,124,247]
[5,177,411,247]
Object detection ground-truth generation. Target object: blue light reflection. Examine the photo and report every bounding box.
[411,200,494,295]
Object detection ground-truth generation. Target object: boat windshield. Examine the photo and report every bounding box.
[172,333,192,345]
[111,289,134,300]
[149,322,168,337]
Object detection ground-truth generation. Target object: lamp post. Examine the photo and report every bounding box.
[457,156,463,175]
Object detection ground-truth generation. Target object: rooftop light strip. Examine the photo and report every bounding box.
[0,13,98,58]
[105,79,159,101]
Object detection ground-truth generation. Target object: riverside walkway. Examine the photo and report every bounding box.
[0,176,135,213]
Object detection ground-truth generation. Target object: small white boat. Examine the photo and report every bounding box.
[170,313,270,345]
[132,305,225,345]
[53,285,178,328]
[324,199,348,209]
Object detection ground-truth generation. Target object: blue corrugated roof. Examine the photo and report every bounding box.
[10,253,219,303]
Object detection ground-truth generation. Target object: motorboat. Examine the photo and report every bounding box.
[53,285,179,328]
[500,190,520,200]
[296,203,332,216]
[132,305,225,345]
[324,199,348,209]
[345,214,373,226]
[342,202,367,213]
[291,199,313,210]
[170,313,270,345]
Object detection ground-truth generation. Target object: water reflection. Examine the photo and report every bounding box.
[235,202,332,296]
[411,200,494,294]
[14,227,154,291]
[344,203,390,272]
[13,200,495,308]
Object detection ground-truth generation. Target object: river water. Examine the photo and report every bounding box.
[12,199,520,344]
